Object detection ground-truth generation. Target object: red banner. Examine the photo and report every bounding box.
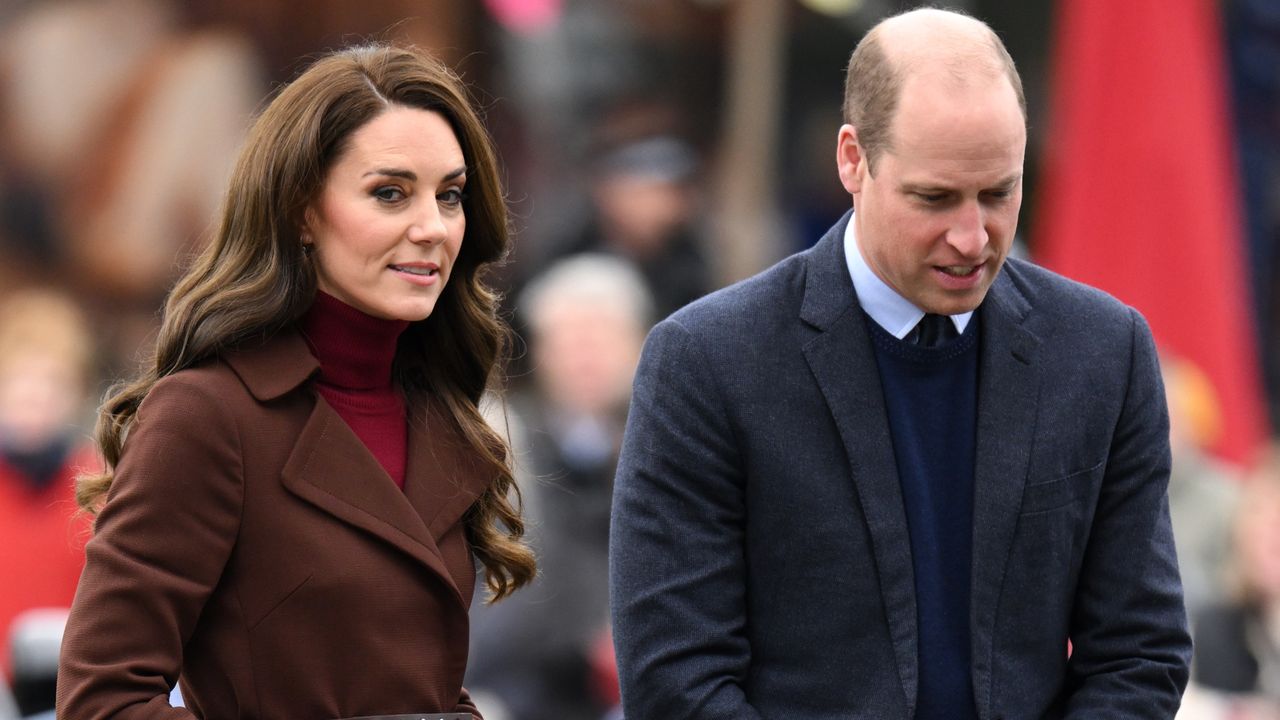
[1034,0,1266,465]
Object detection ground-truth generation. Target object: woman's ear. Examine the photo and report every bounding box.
[299,206,317,247]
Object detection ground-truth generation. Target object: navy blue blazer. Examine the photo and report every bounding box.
[609,213,1192,719]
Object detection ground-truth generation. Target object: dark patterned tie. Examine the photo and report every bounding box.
[910,313,958,347]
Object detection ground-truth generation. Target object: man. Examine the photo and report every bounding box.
[609,8,1191,720]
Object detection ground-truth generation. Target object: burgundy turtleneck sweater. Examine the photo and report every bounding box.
[300,292,411,489]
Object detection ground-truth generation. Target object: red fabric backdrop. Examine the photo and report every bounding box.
[1035,0,1266,465]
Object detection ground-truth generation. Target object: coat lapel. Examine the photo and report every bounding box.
[800,214,921,713]
[403,403,490,546]
[968,267,1041,718]
[223,330,474,608]
[279,395,469,606]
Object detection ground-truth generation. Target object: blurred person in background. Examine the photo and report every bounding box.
[468,254,651,720]
[0,0,260,373]
[1179,448,1280,720]
[556,132,711,322]
[56,43,533,720]
[0,289,96,694]
[1163,355,1243,623]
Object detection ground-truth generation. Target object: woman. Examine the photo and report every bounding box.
[57,43,534,720]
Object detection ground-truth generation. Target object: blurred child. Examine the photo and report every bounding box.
[0,289,97,683]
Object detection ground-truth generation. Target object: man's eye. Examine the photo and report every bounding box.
[915,193,945,203]
[373,186,405,202]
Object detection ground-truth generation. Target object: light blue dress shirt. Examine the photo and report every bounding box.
[843,215,972,339]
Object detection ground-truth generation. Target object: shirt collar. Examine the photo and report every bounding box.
[843,215,972,339]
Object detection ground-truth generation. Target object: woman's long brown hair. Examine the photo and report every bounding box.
[78,43,535,600]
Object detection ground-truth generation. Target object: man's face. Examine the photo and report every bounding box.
[838,72,1026,315]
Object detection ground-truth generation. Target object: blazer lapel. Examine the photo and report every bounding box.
[800,214,921,713]
[280,395,469,608]
[968,268,1041,718]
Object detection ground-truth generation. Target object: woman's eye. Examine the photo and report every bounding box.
[373,186,405,202]
[439,188,466,207]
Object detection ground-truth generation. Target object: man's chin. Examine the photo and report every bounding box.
[922,289,989,317]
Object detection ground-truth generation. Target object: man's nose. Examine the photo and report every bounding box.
[946,201,988,257]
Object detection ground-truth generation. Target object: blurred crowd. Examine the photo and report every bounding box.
[0,0,1278,718]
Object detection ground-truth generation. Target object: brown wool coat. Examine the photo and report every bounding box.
[57,331,488,720]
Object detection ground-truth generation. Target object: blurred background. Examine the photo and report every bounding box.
[0,0,1277,718]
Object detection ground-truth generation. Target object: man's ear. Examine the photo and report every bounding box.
[836,124,867,195]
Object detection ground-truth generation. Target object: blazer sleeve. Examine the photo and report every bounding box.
[609,319,764,720]
[1060,308,1193,717]
[57,374,244,720]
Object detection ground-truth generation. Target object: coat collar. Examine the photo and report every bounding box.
[223,329,487,611]
[799,218,1043,717]
[800,210,859,331]
[277,396,484,609]
[224,330,321,402]
[799,210,1037,339]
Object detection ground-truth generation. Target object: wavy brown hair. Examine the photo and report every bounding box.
[78,43,535,600]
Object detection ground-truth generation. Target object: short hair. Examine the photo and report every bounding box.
[519,254,654,336]
[842,8,1027,173]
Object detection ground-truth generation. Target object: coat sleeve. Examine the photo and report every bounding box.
[57,374,244,720]
[455,686,482,718]
[1061,308,1193,717]
[609,319,764,720]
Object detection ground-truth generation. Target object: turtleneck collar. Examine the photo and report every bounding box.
[300,292,410,390]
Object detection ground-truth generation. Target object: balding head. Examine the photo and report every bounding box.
[843,7,1026,174]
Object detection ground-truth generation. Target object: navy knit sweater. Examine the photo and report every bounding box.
[866,311,980,720]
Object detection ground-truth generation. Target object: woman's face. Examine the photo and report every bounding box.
[305,106,467,322]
